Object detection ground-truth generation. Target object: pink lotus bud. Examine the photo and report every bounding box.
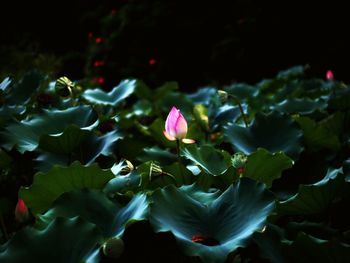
[163,106,195,144]
[15,198,29,223]
[326,70,334,80]
[148,58,157,66]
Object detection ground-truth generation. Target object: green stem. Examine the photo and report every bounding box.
[175,139,185,186]
[0,214,9,241]
[228,94,249,128]
[176,139,181,161]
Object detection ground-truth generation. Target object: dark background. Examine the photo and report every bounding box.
[0,1,349,90]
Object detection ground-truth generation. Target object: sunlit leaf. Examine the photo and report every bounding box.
[149,178,275,263]
[295,113,344,151]
[19,161,114,214]
[39,189,148,237]
[181,144,231,176]
[82,79,137,106]
[271,98,327,114]
[1,106,98,153]
[0,217,102,263]
[5,71,43,105]
[224,111,303,159]
[282,232,350,263]
[244,148,294,188]
[277,168,347,215]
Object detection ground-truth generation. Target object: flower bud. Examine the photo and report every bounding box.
[164,106,188,140]
[103,237,125,259]
[326,70,334,80]
[15,198,29,223]
[217,90,228,102]
[163,106,195,144]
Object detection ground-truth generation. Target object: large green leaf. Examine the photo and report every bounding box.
[38,190,119,236]
[82,79,137,106]
[135,160,195,190]
[193,104,209,132]
[244,148,294,188]
[276,65,306,80]
[162,162,195,186]
[252,224,287,263]
[285,221,339,241]
[187,87,220,106]
[19,161,114,214]
[277,168,347,215]
[0,105,25,124]
[224,83,259,101]
[148,118,176,148]
[271,98,327,114]
[38,124,90,154]
[224,111,303,159]
[209,104,242,131]
[1,106,98,153]
[282,232,350,263]
[137,146,177,166]
[36,128,122,171]
[39,189,148,237]
[179,183,221,205]
[296,113,344,152]
[137,161,171,190]
[104,171,141,194]
[115,135,152,161]
[159,92,193,117]
[328,88,350,111]
[0,217,102,263]
[149,178,275,263]
[181,144,231,176]
[5,71,43,105]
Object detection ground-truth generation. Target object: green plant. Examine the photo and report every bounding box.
[1,65,350,262]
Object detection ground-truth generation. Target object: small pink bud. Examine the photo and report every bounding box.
[326,70,334,80]
[93,60,105,67]
[148,58,157,66]
[15,199,29,223]
[95,37,103,44]
[164,106,195,143]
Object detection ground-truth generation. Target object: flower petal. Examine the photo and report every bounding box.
[182,138,196,144]
[165,106,180,137]
[174,111,188,139]
[163,130,176,141]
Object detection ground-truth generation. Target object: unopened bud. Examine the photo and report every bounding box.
[326,70,334,81]
[218,90,228,102]
[103,237,125,259]
[15,198,29,223]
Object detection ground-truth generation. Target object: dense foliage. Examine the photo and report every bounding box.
[0,65,350,262]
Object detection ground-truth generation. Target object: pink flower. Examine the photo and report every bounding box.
[15,198,29,223]
[163,106,195,144]
[326,70,334,80]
